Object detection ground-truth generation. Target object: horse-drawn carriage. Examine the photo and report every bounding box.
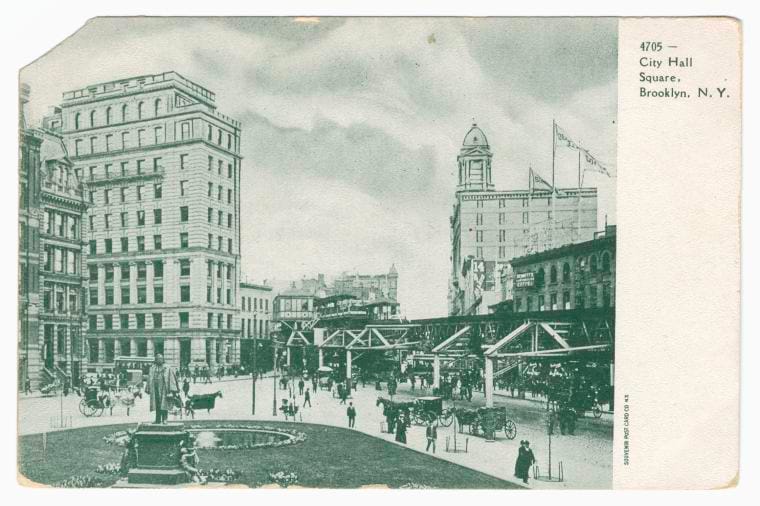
[454,406,517,440]
[376,396,455,428]
[78,385,142,417]
[168,391,223,419]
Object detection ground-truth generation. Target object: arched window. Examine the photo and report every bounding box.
[536,268,545,287]
[154,98,162,116]
[105,107,112,125]
[137,101,144,120]
[562,262,571,282]
[121,104,128,122]
[89,110,96,128]
[74,113,81,130]
[550,265,558,284]
[590,255,598,273]
[602,251,611,273]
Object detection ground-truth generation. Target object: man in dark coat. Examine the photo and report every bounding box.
[425,421,438,453]
[146,354,179,424]
[298,378,305,396]
[347,402,357,428]
[514,440,536,484]
[395,412,407,444]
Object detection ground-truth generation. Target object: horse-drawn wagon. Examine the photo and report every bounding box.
[454,406,517,440]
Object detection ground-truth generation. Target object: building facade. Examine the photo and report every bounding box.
[510,226,616,313]
[449,124,598,316]
[48,72,242,372]
[331,265,398,303]
[240,282,273,341]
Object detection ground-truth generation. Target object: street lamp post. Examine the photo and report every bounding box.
[272,342,278,416]
[251,335,257,415]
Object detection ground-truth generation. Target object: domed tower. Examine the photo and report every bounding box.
[457,123,494,192]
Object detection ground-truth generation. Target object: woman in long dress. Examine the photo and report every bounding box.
[514,440,535,484]
[395,412,407,444]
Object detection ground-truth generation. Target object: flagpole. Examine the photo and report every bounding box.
[551,120,556,249]
[577,148,582,242]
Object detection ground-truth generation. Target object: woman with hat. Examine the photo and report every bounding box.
[514,440,536,484]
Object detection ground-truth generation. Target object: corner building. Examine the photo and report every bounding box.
[52,72,242,372]
[449,124,598,316]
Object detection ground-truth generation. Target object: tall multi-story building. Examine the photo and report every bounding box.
[47,72,242,372]
[449,124,598,315]
[19,84,43,390]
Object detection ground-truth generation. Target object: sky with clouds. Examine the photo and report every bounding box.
[21,17,618,318]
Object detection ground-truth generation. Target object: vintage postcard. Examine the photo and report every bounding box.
[16,17,740,490]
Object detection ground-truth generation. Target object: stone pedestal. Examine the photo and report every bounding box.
[127,423,189,485]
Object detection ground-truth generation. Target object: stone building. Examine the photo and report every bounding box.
[239,281,273,371]
[510,225,616,313]
[449,124,598,316]
[46,72,242,372]
[331,265,398,303]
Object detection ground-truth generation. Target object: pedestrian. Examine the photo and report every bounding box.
[347,402,357,428]
[338,384,347,404]
[514,440,536,484]
[303,388,312,407]
[182,377,190,398]
[410,375,416,391]
[394,412,407,444]
[425,421,438,453]
[298,378,305,396]
[24,378,32,395]
[311,376,317,392]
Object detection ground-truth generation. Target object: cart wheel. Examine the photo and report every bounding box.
[592,404,603,418]
[95,405,105,417]
[78,398,88,416]
[81,399,97,417]
[504,419,517,440]
[439,411,454,427]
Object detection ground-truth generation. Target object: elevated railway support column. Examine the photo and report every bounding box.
[318,348,324,368]
[484,357,494,408]
[286,347,291,368]
[346,349,352,380]
[433,355,441,389]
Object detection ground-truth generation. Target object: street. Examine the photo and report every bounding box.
[19,375,612,489]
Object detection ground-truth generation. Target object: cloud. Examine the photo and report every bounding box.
[21,17,617,318]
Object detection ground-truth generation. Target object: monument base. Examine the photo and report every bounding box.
[126,422,190,486]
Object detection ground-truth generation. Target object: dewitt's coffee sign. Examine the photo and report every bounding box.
[515,272,535,288]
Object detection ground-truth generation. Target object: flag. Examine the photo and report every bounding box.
[530,168,553,191]
[555,124,580,150]
[582,149,611,177]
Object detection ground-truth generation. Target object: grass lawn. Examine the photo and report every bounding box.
[18,420,521,489]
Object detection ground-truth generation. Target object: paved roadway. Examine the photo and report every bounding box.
[18,375,612,489]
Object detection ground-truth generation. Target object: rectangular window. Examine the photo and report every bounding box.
[121,286,130,304]
[476,213,483,225]
[522,212,529,224]
[136,313,146,329]
[207,285,212,303]
[218,186,223,201]
[226,289,232,305]
[218,160,223,175]
[476,246,483,258]
[180,206,189,222]
[104,214,111,230]
[180,180,188,196]
[104,189,111,205]
[88,191,95,204]
[218,236,223,250]
[498,246,506,258]
[89,215,95,232]
[217,287,222,304]
[180,153,188,169]
[228,238,233,253]
[137,236,145,251]
[499,229,506,242]
[180,259,191,277]
[228,163,233,179]
[136,185,143,201]
[208,156,213,171]
[476,230,483,242]
[89,290,98,307]
[227,189,232,204]
[153,313,162,329]
[136,159,145,175]
[137,210,145,226]
[154,285,164,303]
[227,314,232,329]
[105,287,114,305]
[180,285,191,302]
[121,132,129,150]
[90,137,97,154]
[538,295,545,311]
[208,208,213,223]
[120,314,129,329]
[120,187,127,203]
[227,213,232,228]
[137,129,146,147]
[218,314,224,328]
[104,314,113,329]
[137,286,147,304]
[499,212,505,225]
[208,182,213,197]
[218,210,223,226]
[89,240,97,255]
[180,233,189,249]
[153,234,162,250]
[154,183,162,199]
[120,161,128,176]
[550,293,558,311]
[153,261,163,278]
[154,126,164,144]
[105,238,112,253]
[120,212,128,228]
[180,122,191,140]
[137,263,146,281]
[179,312,189,328]
[153,208,162,225]
[207,313,214,328]
[208,233,213,249]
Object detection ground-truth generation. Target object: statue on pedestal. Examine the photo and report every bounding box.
[146,354,179,424]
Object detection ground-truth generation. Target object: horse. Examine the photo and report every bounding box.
[184,391,223,419]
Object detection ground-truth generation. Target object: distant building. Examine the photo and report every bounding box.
[510,225,616,313]
[239,281,273,371]
[331,265,398,303]
[449,123,598,316]
[48,71,242,372]
[273,285,317,332]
